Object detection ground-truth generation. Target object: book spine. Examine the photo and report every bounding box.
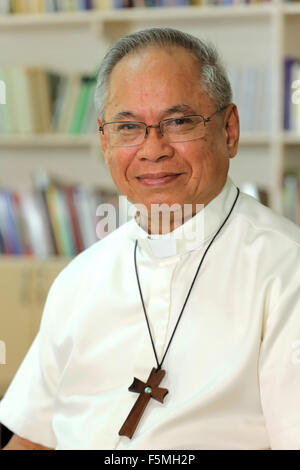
[284,58,296,131]
[283,171,299,224]
[37,187,58,255]
[63,185,85,253]
[2,189,22,255]
[0,190,13,254]
[12,190,33,255]
[54,187,77,257]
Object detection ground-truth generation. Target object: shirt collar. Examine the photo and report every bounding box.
[126,176,238,259]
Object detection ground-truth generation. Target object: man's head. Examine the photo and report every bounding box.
[95,28,239,226]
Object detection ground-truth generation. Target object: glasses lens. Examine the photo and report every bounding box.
[105,122,145,147]
[162,116,205,143]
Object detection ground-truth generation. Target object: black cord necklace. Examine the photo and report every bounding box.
[118,187,240,439]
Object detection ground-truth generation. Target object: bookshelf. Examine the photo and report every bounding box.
[1,1,300,251]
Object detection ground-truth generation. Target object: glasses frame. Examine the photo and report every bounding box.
[98,105,228,146]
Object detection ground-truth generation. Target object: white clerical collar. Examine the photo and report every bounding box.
[127,176,239,259]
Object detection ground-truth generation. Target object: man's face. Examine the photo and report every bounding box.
[99,46,239,212]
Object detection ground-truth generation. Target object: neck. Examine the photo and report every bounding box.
[136,203,201,235]
[135,185,227,235]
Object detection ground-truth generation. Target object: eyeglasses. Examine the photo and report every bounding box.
[98,106,227,147]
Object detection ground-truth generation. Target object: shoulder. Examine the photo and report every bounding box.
[235,191,300,250]
[44,219,135,302]
[232,192,300,296]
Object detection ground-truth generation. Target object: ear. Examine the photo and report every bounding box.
[224,104,239,159]
[98,118,108,152]
[97,118,111,167]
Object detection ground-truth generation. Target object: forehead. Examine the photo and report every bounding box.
[105,46,212,118]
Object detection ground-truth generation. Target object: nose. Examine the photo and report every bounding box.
[135,125,174,162]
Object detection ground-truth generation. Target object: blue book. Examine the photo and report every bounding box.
[77,0,86,10]
[0,229,3,254]
[113,0,123,7]
[86,0,94,8]
[1,189,22,255]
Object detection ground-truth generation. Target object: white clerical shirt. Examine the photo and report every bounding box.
[0,176,300,450]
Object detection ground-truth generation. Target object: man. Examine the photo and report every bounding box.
[1,28,300,450]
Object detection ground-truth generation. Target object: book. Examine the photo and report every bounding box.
[283,57,300,131]
[282,171,299,224]
[1,189,23,255]
[19,188,54,257]
[0,66,97,136]
[0,169,119,257]
[290,61,300,133]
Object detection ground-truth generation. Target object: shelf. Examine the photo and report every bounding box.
[0,134,97,148]
[282,132,300,144]
[239,133,272,145]
[102,4,276,21]
[283,3,300,15]
[0,255,71,265]
[0,4,276,29]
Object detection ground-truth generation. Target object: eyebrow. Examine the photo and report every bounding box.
[112,104,198,121]
[162,104,197,116]
[112,111,136,120]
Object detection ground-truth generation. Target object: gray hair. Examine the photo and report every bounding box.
[94,27,232,119]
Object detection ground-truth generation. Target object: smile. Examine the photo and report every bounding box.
[136,173,182,187]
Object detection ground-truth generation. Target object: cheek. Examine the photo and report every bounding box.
[105,148,134,183]
[173,141,208,175]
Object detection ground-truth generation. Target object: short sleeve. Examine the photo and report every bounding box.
[259,246,300,450]
[0,273,64,449]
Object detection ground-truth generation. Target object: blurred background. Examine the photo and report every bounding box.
[0,0,300,446]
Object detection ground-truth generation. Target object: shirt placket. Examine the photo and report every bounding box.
[142,256,180,368]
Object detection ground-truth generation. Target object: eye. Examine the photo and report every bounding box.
[173,117,193,125]
[117,122,142,132]
[166,117,195,129]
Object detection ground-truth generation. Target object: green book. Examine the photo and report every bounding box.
[54,187,76,257]
[69,77,93,134]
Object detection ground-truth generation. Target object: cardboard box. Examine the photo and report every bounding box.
[0,257,69,397]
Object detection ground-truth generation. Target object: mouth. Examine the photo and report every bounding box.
[136,172,183,187]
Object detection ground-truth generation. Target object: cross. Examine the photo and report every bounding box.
[118,367,168,439]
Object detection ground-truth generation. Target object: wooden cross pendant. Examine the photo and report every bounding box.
[118,367,168,439]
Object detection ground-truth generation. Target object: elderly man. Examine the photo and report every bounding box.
[1,28,300,451]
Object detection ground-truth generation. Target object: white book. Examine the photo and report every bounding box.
[0,0,10,14]
[73,185,98,249]
[20,189,54,258]
[9,66,35,135]
[283,172,299,224]
[243,66,258,132]
[290,61,300,134]
[264,66,272,133]
[45,0,56,12]
[57,75,81,133]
